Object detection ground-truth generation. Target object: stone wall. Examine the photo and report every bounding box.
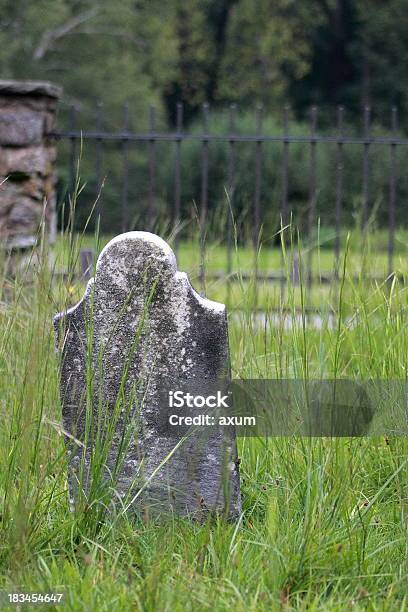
[0,80,62,249]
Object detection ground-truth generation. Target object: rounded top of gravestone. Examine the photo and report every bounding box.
[97,231,177,272]
[0,80,63,99]
[95,232,178,295]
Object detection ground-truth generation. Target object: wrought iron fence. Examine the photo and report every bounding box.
[52,102,408,291]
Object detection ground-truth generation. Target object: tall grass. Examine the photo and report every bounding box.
[0,195,407,609]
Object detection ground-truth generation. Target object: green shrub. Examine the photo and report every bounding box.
[56,109,408,243]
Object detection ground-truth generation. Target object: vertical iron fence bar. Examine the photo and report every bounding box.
[307,105,318,289]
[173,102,183,255]
[281,105,289,230]
[388,106,398,279]
[362,105,371,231]
[253,105,263,306]
[334,106,344,276]
[227,104,236,303]
[280,105,290,298]
[121,103,129,232]
[148,105,156,229]
[68,104,77,199]
[199,102,209,293]
[254,104,263,249]
[95,101,104,222]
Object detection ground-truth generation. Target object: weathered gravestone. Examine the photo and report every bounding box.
[54,232,241,519]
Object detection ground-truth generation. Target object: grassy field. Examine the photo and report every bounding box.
[0,229,408,611]
[54,227,408,312]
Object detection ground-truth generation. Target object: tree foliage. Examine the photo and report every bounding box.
[0,0,406,125]
[0,0,177,119]
[217,0,311,108]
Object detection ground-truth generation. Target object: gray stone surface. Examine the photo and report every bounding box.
[0,112,44,146]
[0,146,53,176]
[0,178,56,247]
[54,232,241,520]
[0,80,62,99]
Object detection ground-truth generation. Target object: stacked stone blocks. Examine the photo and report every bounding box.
[0,80,62,248]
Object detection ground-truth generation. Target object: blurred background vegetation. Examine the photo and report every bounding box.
[1,0,406,123]
[1,0,407,236]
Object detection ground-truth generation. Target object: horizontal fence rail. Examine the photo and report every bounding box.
[53,102,408,295]
[52,131,408,145]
